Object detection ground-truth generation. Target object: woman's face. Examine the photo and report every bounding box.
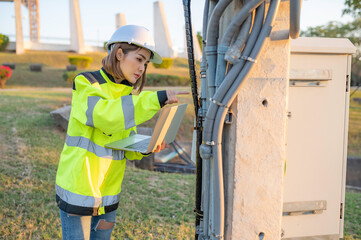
[117,47,151,84]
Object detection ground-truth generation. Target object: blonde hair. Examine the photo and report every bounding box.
[102,43,152,93]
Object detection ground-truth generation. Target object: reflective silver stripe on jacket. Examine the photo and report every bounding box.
[65,134,124,160]
[121,95,136,130]
[86,96,101,127]
[56,184,121,207]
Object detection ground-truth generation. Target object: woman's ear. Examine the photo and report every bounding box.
[116,48,124,61]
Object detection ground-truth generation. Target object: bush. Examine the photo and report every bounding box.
[0,65,12,88]
[0,34,9,52]
[173,58,189,68]
[152,58,174,69]
[68,56,93,69]
[146,74,189,86]
[62,71,82,85]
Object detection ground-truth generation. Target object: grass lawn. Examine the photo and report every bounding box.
[348,89,361,157]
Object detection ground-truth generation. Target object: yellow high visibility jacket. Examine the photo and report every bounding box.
[55,68,167,216]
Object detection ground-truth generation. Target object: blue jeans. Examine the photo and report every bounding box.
[59,209,117,240]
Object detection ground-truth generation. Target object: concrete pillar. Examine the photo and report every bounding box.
[153,1,173,58]
[69,0,85,53]
[192,28,202,61]
[115,13,126,29]
[225,1,290,239]
[14,0,24,54]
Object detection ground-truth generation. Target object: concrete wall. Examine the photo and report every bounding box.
[229,1,290,239]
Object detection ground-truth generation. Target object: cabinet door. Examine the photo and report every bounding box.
[282,53,349,239]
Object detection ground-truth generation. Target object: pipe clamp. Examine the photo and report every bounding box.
[205,141,215,146]
[212,232,224,239]
[210,98,229,108]
[241,55,257,63]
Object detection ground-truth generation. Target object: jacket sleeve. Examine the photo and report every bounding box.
[71,75,162,135]
[125,150,145,161]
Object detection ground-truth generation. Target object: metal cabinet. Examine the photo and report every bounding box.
[282,37,356,239]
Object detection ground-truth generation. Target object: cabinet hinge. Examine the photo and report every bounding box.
[346,75,350,92]
[340,203,344,219]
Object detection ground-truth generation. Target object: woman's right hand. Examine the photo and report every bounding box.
[165,90,190,104]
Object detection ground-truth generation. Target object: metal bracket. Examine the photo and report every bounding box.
[225,111,233,124]
[283,200,327,216]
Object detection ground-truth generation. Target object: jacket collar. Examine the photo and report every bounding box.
[101,67,132,86]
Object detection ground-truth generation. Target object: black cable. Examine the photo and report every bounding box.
[182,0,200,116]
[182,0,203,239]
[172,142,195,167]
[174,140,193,163]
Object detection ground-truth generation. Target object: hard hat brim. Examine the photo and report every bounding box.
[131,42,163,64]
[106,41,163,64]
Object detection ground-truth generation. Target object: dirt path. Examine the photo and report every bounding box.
[0,86,191,92]
[0,87,72,92]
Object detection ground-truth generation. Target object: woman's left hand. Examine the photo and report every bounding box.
[153,140,168,153]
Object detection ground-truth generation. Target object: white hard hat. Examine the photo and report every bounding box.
[106,25,162,64]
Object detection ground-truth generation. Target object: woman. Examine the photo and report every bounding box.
[55,25,187,239]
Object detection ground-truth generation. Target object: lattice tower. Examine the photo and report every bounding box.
[22,0,40,42]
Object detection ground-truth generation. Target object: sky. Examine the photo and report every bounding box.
[0,0,355,52]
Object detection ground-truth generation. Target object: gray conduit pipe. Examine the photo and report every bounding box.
[200,1,219,238]
[215,0,254,89]
[200,5,265,238]
[203,2,265,144]
[201,1,232,239]
[205,0,233,101]
[221,0,264,45]
[202,2,265,239]
[200,0,210,119]
[211,1,280,237]
[203,0,265,146]
[289,0,302,39]
[224,11,253,64]
[214,45,229,90]
[215,0,263,90]
[199,1,210,238]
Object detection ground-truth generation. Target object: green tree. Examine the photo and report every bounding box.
[197,31,203,49]
[300,19,361,46]
[343,0,361,17]
[301,18,361,86]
